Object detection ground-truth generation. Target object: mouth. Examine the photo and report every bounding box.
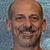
[16,27,37,39]
[23,35,33,39]
[20,32,34,39]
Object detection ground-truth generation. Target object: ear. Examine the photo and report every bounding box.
[6,17,11,32]
[42,18,46,32]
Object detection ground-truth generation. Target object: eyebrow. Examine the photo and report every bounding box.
[14,14,25,17]
[15,14,39,16]
[14,14,40,18]
[30,14,40,17]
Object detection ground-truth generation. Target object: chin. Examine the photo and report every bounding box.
[17,35,37,47]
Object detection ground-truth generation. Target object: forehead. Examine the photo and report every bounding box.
[10,0,41,16]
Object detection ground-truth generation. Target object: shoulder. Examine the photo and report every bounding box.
[10,49,12,50]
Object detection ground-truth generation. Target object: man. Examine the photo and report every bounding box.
[6,0,46,50]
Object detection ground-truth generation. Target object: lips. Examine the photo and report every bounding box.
[15,26,37,39]
[21,32,33,39]
[23,35,33,39]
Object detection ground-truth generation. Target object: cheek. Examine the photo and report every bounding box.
[11,21,25,36]
[32,21,41,28]
[33,30,41,41]
[11,22,18,36]
[14,21,25,28]
[32,22,42,37]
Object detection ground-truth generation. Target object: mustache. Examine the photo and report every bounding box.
[16,26,37,33]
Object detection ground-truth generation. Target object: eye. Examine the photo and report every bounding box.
[31,16,39,22]
[15,14,25,22]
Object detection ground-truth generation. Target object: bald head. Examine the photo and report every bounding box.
[8,0,43,19]
[7,1,46,49]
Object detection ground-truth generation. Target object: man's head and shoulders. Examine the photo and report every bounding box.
[6,0,46,50]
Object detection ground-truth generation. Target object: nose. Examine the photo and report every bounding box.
[26,19,31,27]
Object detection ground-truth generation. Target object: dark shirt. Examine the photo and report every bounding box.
[10,49,44,50]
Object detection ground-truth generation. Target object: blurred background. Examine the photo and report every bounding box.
[0,0,50,50]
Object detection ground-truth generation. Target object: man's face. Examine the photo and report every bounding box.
[7,2,45,47]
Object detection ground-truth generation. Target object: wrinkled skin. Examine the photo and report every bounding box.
[6,0,46,50]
